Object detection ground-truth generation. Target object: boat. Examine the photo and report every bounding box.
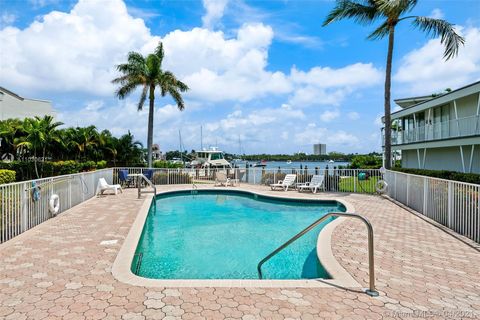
[253,160,267,167]
[286,160,292,165]
[328,160,335,163]
[190,147,232,168]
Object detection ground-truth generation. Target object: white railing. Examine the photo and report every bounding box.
[0,169,113,243]
[385,170,480,244]
[384,115,480,146]
[3,166,478,244]
[113,167,382,193]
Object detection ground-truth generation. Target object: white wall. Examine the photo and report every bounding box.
[402,145,480,174]
[0,90,54,120]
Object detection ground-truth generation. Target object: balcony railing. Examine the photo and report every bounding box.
[383,115,480,146]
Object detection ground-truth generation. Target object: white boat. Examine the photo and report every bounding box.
[328,160,335,163]
[253,160,267,167]
[190,147,232,168]
[286,160,292,165]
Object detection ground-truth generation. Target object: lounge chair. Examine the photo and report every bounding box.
[297,175,324,193]
[96,178,122,195]
[215,171,233,187]
[270,174,296,191]
[118,169,133,187]
[143,169,154,181]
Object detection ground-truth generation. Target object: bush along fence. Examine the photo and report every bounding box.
[0,169,113,243]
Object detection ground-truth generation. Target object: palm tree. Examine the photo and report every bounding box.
[73,126,99,160]
[112,42,189,167]
[323,0,464,168]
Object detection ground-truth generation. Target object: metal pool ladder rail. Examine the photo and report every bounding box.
[137,174,157,199]
[257,212,379,297]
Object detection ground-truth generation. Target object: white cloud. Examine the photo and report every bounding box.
[289,63,383,107]
[429,8,444,19]
[347,111,360,120]
[320,110,340,122]
[202,0,228,29]
[0,0,159,96]
[394,26,480,95]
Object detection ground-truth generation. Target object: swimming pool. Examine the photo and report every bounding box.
[131,190,346,280]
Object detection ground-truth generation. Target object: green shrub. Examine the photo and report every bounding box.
[392,167,480,184]
[81,161,97,171]
[0,169,16,184]
[348,155,382,169]
[0,160,106,181]
[96,160,107,169]
[152,172,192,184]
[153,160,183,169]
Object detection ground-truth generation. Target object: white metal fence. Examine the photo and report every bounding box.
[2,167,478,244]
[113,167,382,194]
[385,170,480,244]
[0,169,113,243]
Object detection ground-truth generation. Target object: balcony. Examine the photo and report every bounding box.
[382,115,480,146]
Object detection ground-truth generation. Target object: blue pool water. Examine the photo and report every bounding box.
[132,190,345,280]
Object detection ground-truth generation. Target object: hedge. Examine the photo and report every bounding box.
[392,167,480,185]
[0,170,16,184]
[0,160,103,181]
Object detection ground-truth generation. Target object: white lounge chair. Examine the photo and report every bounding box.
[297,175,324,193]
[270,174,296,191]
[96,178,122,195]
[215,172,233,187]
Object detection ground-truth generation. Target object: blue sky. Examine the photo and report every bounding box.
[1,0,479,154]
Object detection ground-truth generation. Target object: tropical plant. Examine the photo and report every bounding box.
[15,116,63,178]
[323,0,465,169]
[112,42,189,167]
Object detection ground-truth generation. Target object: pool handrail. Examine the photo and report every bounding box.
[257,212,379,297]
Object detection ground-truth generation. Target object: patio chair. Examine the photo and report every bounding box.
[270,174,296,191]
[215,171,233,187]
[96,178,122,195]
[297,175,324,194]
[118,169,133,187]
[143,169,154,182]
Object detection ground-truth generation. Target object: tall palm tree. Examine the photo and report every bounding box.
[112,42,189,167]
[323,0,464,168]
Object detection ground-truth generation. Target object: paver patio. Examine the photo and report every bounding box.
[0,184,479,320]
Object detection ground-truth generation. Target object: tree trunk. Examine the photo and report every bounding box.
[34,150,40,178]
[384,26,395,169]
[147,86,155,168]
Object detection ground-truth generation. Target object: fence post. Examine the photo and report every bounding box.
[354,170,357,193]
[21,183,28,232]
[405,175,409,205]
[447,181,453,228]
[423,177,428,214]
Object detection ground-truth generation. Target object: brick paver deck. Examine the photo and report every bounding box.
[0,185,479,320]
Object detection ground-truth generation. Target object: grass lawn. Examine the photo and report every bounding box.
[339,176,379,194]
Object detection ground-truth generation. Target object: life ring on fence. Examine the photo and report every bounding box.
[375,180,388,194]
[49,194,60,215]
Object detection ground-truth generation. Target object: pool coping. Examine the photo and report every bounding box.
[112,187,362,288]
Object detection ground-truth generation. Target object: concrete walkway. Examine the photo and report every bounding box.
[0,184,479,320]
